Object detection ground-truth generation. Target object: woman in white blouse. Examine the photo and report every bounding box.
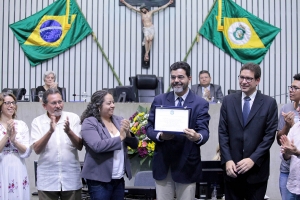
[0,92,31,199]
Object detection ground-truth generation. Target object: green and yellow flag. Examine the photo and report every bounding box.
[9,0,92,66]
[199,0,280,64]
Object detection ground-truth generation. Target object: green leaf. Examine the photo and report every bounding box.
[140,156,148,165]
[137,105,148,113]
[148,158,152,168]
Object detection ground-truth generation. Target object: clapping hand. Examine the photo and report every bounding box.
[120,119,130,140]
[7,119,16,143]
[280,135,297,156]
[49,82,58,89]
[282,111,295,127]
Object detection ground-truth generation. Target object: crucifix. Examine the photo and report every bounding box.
[120,0,174,68]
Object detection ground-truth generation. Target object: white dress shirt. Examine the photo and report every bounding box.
[31,111,82,191]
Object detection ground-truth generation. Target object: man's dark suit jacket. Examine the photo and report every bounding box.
[218,90,278,184]
[191,83,224,103]
[146,90,210,183]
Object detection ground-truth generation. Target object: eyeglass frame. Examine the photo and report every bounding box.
[3,101,17,106]
[238,75,255,83]
[288,86,300,92]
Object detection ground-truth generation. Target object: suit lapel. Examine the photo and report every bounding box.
[183,90,195,106]
[245,92,264,127]
[166,92,176,106]
[233,92,244,127]
[210,84,215,97]
[112,116,121,131]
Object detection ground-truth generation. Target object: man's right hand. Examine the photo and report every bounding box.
[120,0,125,3]
[169,0,173,4]
[226,160,237,178]
[49,114,56,133]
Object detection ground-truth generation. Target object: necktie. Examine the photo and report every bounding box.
[177,97,183,107]
[204,88,208,97]
[243,96,251,126]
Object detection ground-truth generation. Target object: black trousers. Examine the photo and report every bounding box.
[224,179,267,200]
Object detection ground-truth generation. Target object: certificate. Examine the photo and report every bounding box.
[154,106,191,133]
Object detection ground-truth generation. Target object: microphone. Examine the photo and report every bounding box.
[73,94,89,97]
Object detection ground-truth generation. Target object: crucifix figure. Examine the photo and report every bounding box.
[120,0,173,61]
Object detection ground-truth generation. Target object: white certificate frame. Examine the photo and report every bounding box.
[154,106,191,134]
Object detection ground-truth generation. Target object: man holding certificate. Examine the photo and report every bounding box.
[146,61,210,200]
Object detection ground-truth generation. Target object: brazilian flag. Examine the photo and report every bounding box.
[9,0,92,66]
[199,0,280,64]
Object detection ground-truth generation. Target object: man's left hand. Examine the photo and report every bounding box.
[183,128,201,142]
[236,158,254,174]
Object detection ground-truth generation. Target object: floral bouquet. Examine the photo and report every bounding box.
[127,105,155,166]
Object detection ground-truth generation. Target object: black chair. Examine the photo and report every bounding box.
[129,75,164,103]
[134,171,155,187]
[124,171,156,199]
[31,88,67,102]
[2,88,26,101]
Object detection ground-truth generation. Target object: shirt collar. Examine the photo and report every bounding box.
[174,89,189,102]
[242,90,257,101]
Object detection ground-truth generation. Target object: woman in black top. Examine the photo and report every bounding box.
[35,71,63,102]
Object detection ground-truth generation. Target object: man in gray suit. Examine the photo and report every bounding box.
[191,70,223,103]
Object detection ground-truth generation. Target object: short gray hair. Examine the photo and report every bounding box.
[44,71,56,82]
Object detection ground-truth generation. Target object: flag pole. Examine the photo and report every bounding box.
[74,0,122,86]
[65,0,71,29]
[92,33,123,86]
[166,0,218,92]
[183,0,218,62]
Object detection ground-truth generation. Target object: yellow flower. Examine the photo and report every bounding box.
[131,126,137,133]
[147,142,155,151]
[138,140,143,147]
[138,112,145,118]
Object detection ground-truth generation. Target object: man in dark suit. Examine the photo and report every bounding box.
[218,63,278,199]
[191,70,224,103]
[146,61,210,200]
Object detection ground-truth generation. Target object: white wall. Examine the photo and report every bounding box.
[0,0,299,103]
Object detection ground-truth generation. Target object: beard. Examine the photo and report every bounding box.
[172,83,187,93]
[53,110,62,117]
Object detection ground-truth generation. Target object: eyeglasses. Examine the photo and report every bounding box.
[288,86,300,91]
[49,101,63,106]
[3,101,17,106]
[171,75,186,80]
[238,75,254,83]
